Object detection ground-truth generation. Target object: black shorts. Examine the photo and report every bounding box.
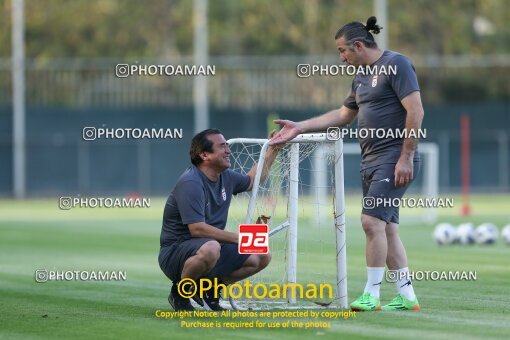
[158,238,250,283]
[361,162,420,224]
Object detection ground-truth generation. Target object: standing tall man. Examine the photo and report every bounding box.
[159,128,280,311]
[270,16,424,311]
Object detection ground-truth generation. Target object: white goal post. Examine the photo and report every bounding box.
[226,133,348,309]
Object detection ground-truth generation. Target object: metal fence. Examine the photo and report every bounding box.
[1,54,509,108]
[0,56,509,196]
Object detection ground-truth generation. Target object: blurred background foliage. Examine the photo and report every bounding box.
[1,0,509,58]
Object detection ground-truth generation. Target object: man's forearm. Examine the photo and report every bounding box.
[300,107,355,133]
[400,109,424,160]
[247,146,279,185]
[260,147,279,182]
[189,222,238,243]
[401,137,418,160]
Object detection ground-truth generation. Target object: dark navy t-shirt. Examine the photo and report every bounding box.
[343,50,421,169]
[160,165,251,247]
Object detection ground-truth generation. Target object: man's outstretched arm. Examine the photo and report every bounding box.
[269,105,358,145]
[246,130,283,191]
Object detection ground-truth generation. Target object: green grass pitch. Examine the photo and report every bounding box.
[1,195,509,339]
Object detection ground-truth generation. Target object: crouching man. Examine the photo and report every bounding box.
[159,128,281,311]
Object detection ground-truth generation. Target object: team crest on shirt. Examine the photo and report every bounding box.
[371,75,378,87]
[221,187,227,201]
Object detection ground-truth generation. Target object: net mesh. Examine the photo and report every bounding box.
[224,139,339,310]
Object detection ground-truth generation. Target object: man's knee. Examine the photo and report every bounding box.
[258,251,272,270]
[196,240,221,268]
[244,251,272,271]
[361,214,386,237]
[385,223,400,238]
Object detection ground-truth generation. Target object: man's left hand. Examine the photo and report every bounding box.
[394,157,413,188]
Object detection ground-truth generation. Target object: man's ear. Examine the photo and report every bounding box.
[354,41,363,51]
[200,152,209,162]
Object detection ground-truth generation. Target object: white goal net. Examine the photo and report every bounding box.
[224,133,347,310]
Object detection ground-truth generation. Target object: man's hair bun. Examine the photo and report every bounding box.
[365,16,382,34]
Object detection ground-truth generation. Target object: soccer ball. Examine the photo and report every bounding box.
[474,223,499,244]
[455,223,476,245]
[501,224,510,245]
[433,223,456,245]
